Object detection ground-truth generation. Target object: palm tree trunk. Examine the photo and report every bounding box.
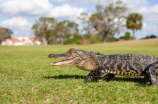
[133,29,135,40]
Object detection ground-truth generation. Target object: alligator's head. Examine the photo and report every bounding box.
[48,48,101,71]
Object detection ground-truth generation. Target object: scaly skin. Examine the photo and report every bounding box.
[49,48,158,86]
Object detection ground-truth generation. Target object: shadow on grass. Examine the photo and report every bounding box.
[43,75,100,82]
[43,75,146,83]
[44,75,85,79]
[112,77,145,83]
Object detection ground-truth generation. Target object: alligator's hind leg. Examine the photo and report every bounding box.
[84,66,105,83]
[138,63,158,87]
[99,74,115,82]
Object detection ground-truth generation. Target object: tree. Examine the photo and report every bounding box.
[123,31,133,40]
[32,17,57,45]
[78,13,96,40]
[54,20,79,44]
[79,0,128,42]
[126,13,143,39]
[0,27,13,43]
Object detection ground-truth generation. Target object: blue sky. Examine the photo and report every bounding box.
[149,0,158,5]
[0,0,158,39]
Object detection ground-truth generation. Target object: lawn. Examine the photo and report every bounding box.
[0,43,158,103]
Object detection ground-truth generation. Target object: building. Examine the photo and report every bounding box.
[1,37,42,46]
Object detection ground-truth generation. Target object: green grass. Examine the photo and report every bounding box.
[0,45,158,103]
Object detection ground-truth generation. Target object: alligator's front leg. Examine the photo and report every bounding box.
[99,74,115,82]
[84,66,105,83]
[138,63,158,87]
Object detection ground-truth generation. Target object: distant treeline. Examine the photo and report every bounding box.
[31,0,145,45]
[140,35,157,40]
[1,0,148,45]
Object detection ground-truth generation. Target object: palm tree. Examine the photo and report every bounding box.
[126,13,143,39]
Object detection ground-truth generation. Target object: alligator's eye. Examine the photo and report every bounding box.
[67,49,75,55]
[75,51,83,55]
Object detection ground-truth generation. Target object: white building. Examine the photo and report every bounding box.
[1,37,42,46]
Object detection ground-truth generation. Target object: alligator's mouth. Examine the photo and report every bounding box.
[50,57,76,66]
[49,53,76,66]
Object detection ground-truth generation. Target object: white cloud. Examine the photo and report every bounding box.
[0,0,53,17]
[123,0,148,9]
[142,22,146,29]
[123,0,158,24]
[0,0,86,20]
[0,17,32,37]
[49,4,85,21]
[0,0,86,37]
[1,17,31,28]
[51,0,97,5]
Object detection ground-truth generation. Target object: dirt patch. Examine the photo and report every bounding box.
[95,38,158,45]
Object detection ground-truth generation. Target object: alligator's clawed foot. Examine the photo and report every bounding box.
[84,75,93,83]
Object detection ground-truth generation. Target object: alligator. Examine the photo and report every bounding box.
[48,48,158,86]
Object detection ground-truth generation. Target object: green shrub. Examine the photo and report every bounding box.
[90,35,103,43]
[65,38,74,44]
[124,32,133,40]
[106,36,118,42]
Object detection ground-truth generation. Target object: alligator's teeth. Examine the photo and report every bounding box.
[50,59,74,66]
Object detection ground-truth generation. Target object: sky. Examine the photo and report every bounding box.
[0,0,158,39]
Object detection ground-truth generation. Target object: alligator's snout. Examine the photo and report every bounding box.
[48,53,66,59]
[48,54,53,58]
